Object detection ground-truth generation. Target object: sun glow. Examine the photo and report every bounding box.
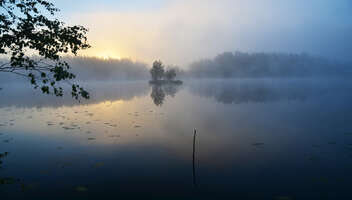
[95,52,122,60]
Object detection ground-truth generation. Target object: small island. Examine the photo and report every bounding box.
[149,60,183,85]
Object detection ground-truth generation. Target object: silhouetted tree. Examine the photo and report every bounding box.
[150,60,165,81]
[0,0,90,99]
[165,68,176,81]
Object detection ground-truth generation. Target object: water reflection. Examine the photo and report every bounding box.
[150,83,182,106]
[0,79,352,199]
[188,79,351,104]
[0,81,149,108]
[1,79,347,108]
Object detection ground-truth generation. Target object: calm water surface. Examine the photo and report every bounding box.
[0,79,352,199]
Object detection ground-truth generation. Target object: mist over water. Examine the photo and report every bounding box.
[0,47,351,200]
[1,78,352,199]
[1,0,352,199]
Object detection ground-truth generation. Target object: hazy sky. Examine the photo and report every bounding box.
[55,0,352,67]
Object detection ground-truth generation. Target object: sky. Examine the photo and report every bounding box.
[54,0,352,67]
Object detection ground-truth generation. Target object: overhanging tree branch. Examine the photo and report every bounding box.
[0,0,91,99]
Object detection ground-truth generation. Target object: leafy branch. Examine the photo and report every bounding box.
[0,0,91,99]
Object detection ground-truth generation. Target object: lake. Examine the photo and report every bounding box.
[1,79,352,199]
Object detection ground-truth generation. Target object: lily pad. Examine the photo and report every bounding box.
[308,155,319,161]
[0,177,15,185]
[275,196,293,200]
[75,186,88,192]
[93,162,104,168]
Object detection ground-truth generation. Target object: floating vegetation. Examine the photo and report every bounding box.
[47,122,55,126]
[75,186,88,192]
[312,177,329,183]
[88,138,96,140]
[0,152,9,159]
[308,155,320,161]
[60,162,73,168]
[274,196,293,200]
[345,147,352,151]
[252,143,264,146]
[0,177,15,185]
[40,170,49,174]
[92,162,104,168]
[108,135,120,138]
[62,126,77,130]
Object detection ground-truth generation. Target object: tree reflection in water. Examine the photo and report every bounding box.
[150,83,182,106]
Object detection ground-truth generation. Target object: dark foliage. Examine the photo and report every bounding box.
[150,60,165,81]
[0,0,90,99]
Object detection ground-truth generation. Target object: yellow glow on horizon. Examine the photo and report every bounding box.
[95,52,122,60]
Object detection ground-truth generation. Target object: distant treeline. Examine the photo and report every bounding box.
[0,56,150,83]
[66,57,149,81]
[187,52,352,78]
[1,52,351,84]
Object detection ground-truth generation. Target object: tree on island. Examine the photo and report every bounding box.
[165,68,176,81]
[149,60,182,84]
[150,60,165,81]
[0,0,90,99]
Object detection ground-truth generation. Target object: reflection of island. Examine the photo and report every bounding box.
[150,83,182,106]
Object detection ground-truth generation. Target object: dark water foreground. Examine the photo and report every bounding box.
[0,79,352,199]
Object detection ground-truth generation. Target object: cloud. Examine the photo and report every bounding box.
[61,0,352,67]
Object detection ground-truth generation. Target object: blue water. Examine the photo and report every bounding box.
[0,79,352,199]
